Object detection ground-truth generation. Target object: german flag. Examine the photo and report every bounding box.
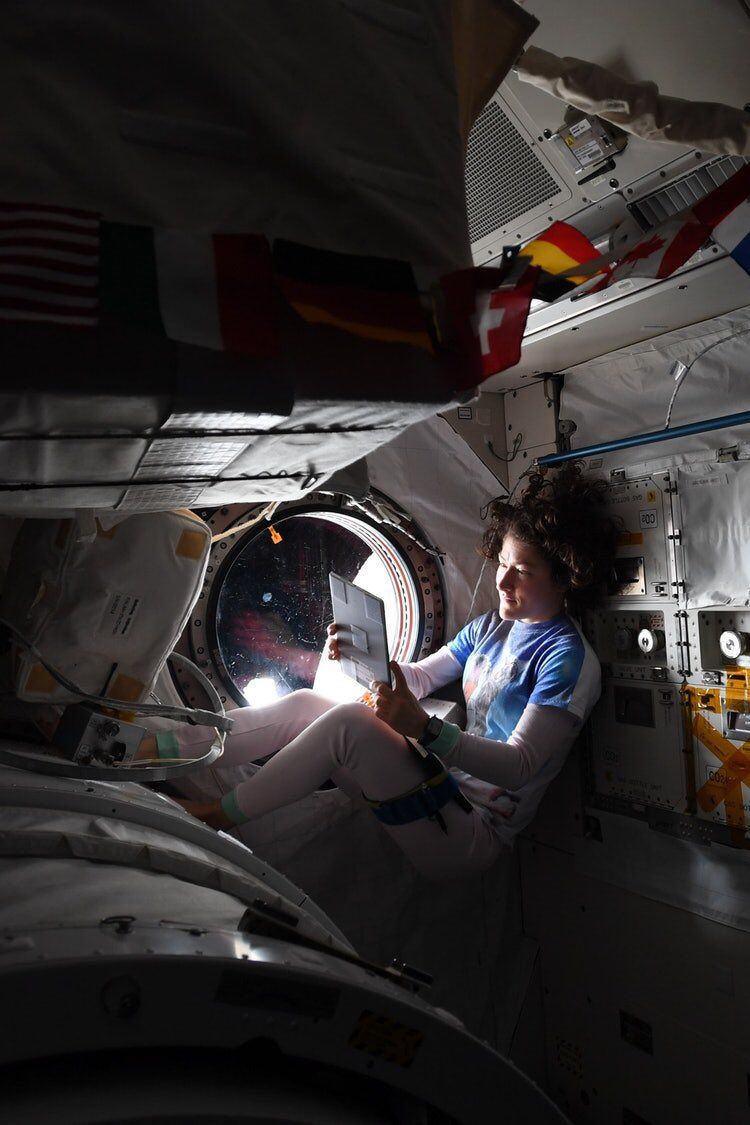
[519,221,600,300]
[273,239,434,353]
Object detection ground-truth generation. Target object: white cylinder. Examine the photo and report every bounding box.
[720,629,748,661]
[637,628,665,655]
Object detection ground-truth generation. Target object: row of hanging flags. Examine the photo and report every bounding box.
[1,162,748,392]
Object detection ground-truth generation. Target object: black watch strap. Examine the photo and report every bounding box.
[418,715,443,747]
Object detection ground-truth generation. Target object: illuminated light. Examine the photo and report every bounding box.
[243,677,280,707]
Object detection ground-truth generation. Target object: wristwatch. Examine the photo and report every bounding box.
[418,715,443,748]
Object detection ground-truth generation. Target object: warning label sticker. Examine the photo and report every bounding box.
[349,1010,423,1067]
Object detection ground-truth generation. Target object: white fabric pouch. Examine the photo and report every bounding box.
[0,509,211,705]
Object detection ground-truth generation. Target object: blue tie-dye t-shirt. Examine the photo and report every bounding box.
[448,610,596,741]
[444,610,600,840]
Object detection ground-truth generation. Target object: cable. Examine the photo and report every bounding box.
[663,325,750,430]
[127,757,203,767]
[210,500,280,544]
[348,493,444,560]
[663,361,689,429]
[463,556,491,626]
[0,618,233,734]
[487,433,523,462]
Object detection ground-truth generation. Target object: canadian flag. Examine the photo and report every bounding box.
[607,216,708,285]
[606,163,750,287]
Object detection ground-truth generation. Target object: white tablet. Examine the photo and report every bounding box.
[329,573,391,689]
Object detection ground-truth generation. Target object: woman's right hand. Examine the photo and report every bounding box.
[323,622,340,662]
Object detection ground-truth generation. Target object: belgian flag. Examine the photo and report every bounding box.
[272,239,434,353]
[519,221,600,301]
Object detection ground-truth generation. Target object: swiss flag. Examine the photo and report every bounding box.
[439,262,539,390]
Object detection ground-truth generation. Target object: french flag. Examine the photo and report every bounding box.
[711,198,750,275]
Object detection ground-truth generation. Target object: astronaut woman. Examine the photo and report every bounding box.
[173,465,620,880]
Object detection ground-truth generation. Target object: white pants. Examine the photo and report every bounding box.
[166,690,503,881]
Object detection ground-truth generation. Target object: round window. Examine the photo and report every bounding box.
[187,494,445,709]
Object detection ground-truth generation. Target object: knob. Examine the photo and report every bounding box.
[638,628,665,655]
[719,629,748,661]
[614,627,633,652]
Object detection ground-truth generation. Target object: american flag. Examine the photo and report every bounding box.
[0,202,99,326]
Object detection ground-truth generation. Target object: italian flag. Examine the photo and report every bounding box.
[100,223,278,356]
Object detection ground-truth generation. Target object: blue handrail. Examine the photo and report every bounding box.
[538,410,750,467]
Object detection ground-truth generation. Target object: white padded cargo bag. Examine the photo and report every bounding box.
[0,510,211,705]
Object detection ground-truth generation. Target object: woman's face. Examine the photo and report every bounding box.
[496,534,567,624]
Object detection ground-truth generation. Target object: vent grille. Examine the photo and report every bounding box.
[465,100,564,244]
[630,155,747,229]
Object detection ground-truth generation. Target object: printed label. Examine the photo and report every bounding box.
[103,592,141,638]
[569,119,592,138]
[574,138,605,166]
[457,406,473,420]
[610,490,644,505]
[706,765,730,786]
[683,473,729,489]
[638,508,658,529]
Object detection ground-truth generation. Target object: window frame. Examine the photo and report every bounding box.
[180,491,446,710]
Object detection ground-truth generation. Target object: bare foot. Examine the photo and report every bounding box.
[174,796,232,830]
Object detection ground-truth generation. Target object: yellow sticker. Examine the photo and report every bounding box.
[646,489,657,502]
[618,531,644,546]
[24,663,58,696]
[269,526,283,545]
[176,529,207,560]
[349,1010,423,1068]
[110,672,146,703]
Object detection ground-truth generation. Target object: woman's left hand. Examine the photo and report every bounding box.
[371,662,429,739]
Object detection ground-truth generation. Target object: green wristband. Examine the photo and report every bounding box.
[428,720,461,757]
[220,789,248,826]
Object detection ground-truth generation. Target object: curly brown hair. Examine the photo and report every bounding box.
[481,463,622,615]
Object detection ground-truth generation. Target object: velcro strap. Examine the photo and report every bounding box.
[367,772,461,827]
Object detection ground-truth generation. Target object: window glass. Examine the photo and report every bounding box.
[216,514,397,705]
